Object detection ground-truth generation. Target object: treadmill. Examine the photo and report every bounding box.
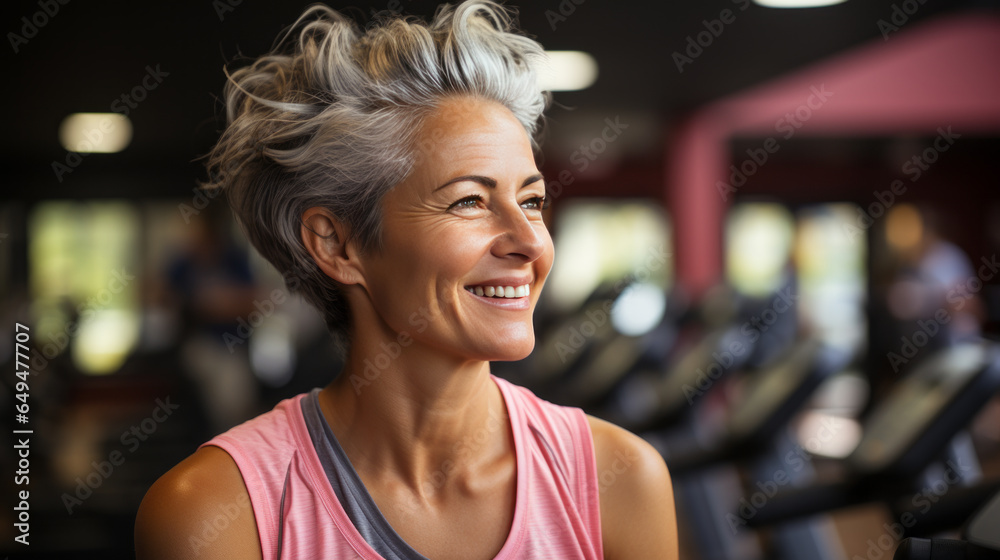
[743,339,1000,530]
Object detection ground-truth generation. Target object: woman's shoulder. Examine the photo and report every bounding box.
[585,415,672,491]
[134,393,312,560]
[202,392,312,480]
[586,415,679,559]
[135,446,262,560]
[212,392,308,445]
[500,376,679,557]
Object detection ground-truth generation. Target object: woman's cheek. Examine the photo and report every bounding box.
[537,234,556,279]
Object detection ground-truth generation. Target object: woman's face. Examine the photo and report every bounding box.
[359,96,554,362]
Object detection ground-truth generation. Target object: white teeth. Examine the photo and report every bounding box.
[467,284,531,298]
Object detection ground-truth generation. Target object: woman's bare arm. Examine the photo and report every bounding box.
[589,415,679,560]
[135,446,262,560]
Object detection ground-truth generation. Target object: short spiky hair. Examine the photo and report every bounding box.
[203,1,550,350]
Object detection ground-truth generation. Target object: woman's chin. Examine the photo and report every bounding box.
[480,335,535,363]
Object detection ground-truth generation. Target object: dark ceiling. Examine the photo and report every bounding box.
[2,0,995,199]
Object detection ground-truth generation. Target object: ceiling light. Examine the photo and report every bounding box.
[538,51,598,92]
[59,113,132,153]
[753,0,847,7]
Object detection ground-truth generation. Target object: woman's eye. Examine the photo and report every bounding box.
[521,196,547,210]
[449,195,484,211]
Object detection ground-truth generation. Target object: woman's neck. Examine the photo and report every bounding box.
[319,337,510,499]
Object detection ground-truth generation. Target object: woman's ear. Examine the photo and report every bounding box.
[300,207,366,287]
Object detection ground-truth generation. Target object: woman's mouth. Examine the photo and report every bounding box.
[463,284,530,298]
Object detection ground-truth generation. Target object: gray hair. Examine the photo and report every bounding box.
[202,1,551,349]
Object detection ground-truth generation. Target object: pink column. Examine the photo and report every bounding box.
[667,112,729,298]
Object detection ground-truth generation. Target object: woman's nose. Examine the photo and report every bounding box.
[491,204,548,262]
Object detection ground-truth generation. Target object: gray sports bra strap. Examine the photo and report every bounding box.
[300,389,430,560]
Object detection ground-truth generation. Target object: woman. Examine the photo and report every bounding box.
[135,2,678,558]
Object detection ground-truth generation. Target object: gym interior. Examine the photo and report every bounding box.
[3,0,1000,558]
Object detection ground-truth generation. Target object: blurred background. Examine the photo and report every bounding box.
[2,0,1000,558]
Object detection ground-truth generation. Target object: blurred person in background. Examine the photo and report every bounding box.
[136,2,678,559]
[165,204,260,433]
[872,203,986,400]
[884,204,983,347]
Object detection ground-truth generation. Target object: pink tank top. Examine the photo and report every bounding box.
[201,375,604,559]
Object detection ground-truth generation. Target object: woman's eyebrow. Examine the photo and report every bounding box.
[435,175,496,191]
[434,173,544,192]
[521,173,544,189]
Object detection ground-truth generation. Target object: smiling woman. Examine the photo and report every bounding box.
[134,2,677,559]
